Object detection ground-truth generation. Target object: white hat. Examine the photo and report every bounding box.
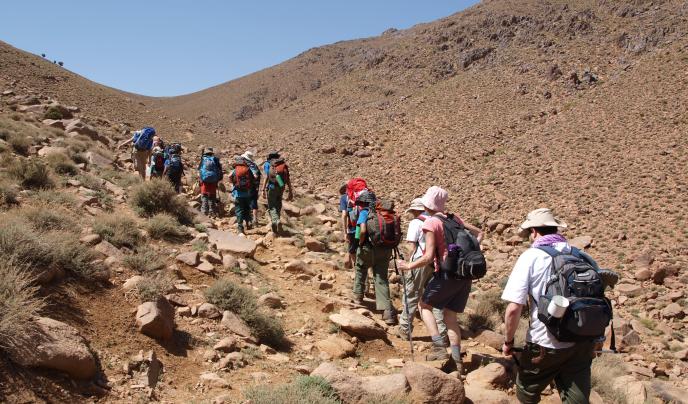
[519,208,567,230]
[241,151,254,161]
[405,198,426,213]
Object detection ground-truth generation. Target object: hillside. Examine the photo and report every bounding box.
[1,0,688,402]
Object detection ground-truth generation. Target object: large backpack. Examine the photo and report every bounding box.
[166,155,183,180]
[436,214,487,280]
[133,127,155,151]
[535,247,613,343]
[366,200,402,248]
[152,150,165,172]
[345,178,369,229]
[232,159,256,191]
[268,158,289,185]
[200,155,220,183]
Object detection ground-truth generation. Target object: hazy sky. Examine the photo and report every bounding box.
[1,1,477,97]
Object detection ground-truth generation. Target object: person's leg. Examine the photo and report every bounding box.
[554,343,593,404]
[371,247,393,312]
[135,150,147,179]
[399,268,422,334]
[442,309,462,363]
[201,194,209,215]
[352,245,371,302]
[235,197,246,233]
[244,197,253,224]
[418,266,448,340]
[209,189,217,217]
[267,188,280,231]
[516,344,565,404]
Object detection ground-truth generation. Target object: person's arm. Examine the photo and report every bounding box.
[464,222,484,244]
[406,241,417,260]
[118,137,134,148]
[286,175,294,201]
[503,302,524,356]
[398,230,436,271]
[341,210,348,237]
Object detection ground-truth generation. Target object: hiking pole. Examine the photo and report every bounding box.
[394,248,414,361]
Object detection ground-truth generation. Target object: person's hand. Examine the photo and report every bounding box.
[502,341,514,356]
[396,260,409,271]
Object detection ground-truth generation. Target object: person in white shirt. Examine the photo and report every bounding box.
[397,198,446,341]
[501,208,604,404]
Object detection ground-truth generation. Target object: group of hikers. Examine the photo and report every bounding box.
[120,127,293,234]
[340,179,619,404]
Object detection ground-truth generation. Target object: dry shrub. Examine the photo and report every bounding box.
[245,376,339,404]
[99,167,140,188]
[44,152,79,176]
[462,289,507,331]
[592,354,628,403]
[146,213,189,241]
[122,249,165,273]
[34,189,78,208]
[93,213,140,248]
[20,203,76,231]
[0,258,44,353]
[130,178,192,224]
[135,272,174,302]
[0,178,19,209]
[7,158,54,189]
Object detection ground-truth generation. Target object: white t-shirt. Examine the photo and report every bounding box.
[501,242,576,349]
[405,217,426,261]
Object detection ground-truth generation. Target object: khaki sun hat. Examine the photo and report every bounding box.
[405,198,425,213]
[519,208,567,230]
[241,151,255,161]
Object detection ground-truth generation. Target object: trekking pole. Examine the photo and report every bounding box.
[393,248,414,361]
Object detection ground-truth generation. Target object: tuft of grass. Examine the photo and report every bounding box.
[205,279,285,347]
[146,214,188,241]
[7,133,32,156]
[44,152,79,176]
[93,213,140,248]
[75,173,105,191]
[591,354,628,403]
[44,232,100,280]
[7,158,54,189]
[43,106,64,120]
[135,272,174,302]
[19,203,76,231]
[0,179,19,209]
[122,249,165,274]
[462,289,507,331]
[130,178,193,224]
[34,189,78,208]
[0,258,45,354]
[245,376,340,404]
[98,167,140,188]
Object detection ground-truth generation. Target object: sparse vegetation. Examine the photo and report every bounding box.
[462,289,507,331]
[122,249,165,273]
[146,213,188,241]
[20,203,76,231]
[135,272,174,302]
[44,152,78,176]
[7,158,54,189]
[34,189,78,207]
[0,179,19,208]
[245,376,339,404]
[130,178,192,223]
[43,106,64,120]
[591,354,628,403]
[93,213,140,248]
[0,258,44,353]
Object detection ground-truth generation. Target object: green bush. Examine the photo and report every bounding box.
[43,106,64,120]
[93,213,140,248]
[205,279,285,347]
[135,272,174,302]
[245,376,339,404]
[130,178,192,224]
[7,158,54,189]
[44,152,79,176]
[0,258,44,353]
[0,179,19,209]
[20,203,76,231]
[146,213,188,241]
[122,249,165,273]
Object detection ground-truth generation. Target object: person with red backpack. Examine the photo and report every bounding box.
[397,186,484,370]
[352,190,398,326]
[197,147,223,217]
[262,152,293,234]
[230,155,258,234]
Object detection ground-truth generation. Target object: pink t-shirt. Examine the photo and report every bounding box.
[422,213,464,272]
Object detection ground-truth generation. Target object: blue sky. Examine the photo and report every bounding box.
[2,1,476,97]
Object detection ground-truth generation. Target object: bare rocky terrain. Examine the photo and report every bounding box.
[0,0,687,402]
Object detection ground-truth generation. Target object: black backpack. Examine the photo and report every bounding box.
[437,214,487,280]
[536,247,613,343]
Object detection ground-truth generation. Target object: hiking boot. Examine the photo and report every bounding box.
[271,223,278,234]
[426,345,449,361]
[246,221,253,230]
[383,309,397,326]
[396,326,411,340]
[352,294,363,305]
[237,226,245,235]
[599,269,619,289]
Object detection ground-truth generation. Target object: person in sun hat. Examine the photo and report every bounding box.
[241,150,261,228]
[397,186,483,367]
[501,208,618,403]
[396,198,447,341]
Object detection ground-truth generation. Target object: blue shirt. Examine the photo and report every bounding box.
[338,195,348,212]
[263,161,275,190]
[357,208,369,225]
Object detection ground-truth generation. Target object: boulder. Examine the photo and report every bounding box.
[222,254,238,270]
[94,240,123,260]
[315,335,356,359]
[473,330,505,350]
[176,251,200,266]
[207,229,257,257]
[311,362,365,403]
[197,303,222,319]
[79,234,102,245]
[125,350,162,389]
[199,372,231,388]
[634,268,651,281]
[64,119,99,140]
[257,292,283,309]
[465,362,509,388]
[196,260,215,274]
[285,260,314,275]
[135,297,175,340]
[569,236,592,250]
[361,373,408,397]
[660,303,684,319]
[202,251,223,265]
[6,317,97,379]
[85,151,113,167]
[37,146,68,157]
[305,237,326,252]
[403,362,465,404]
[213,337,238,353]
[282,202,301,217]
[616,283,643,297]
[329,309,386,339]
[42,119,66,129]
[221,311,252,338]
[464,382,511,403]
[122,275,144,292]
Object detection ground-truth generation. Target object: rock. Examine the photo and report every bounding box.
[196,260,215,274]
[126,350,162,388]
[135,297,175,340]
[199,372,230,388]
[285,260,314,275]
[329,308,386,339]
[311,362,365,403]
[37,146,68,157]
[569,236,592,249]
[6,317,97,379]
[165,294,187,307]
[674,348,688,360]
[315,335,356,359]
[465,362,509,388]
[202,251,223,265]
[267,353,290,363]
[616,283,643,297]
[122,275,144,292]
[612,376,646,404]
[94,240,123,260]
[64,119,99,139]
[222,254,238,270]
[176,251,200,266]
[361,373,409,397]
[633,251,654,268]
[257,292,283,309]
[213,337,238,353]
[621,330,642,347]
[464,382,511,403]
[403,362,465,404]
[85,151,113,167]
[473,330,505,350]
[634,268,651,281]
[313,203,327,214]
[207,229,257,257]
[79,234,102,245]
[282,202,301,217]
[660,303,684,319]
[221,311,253,338]
[198,303,222,319]
[354,150,372,158]
[651,266,667,285]
[305,237,326,252]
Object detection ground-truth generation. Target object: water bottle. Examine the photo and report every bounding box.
[276,174,285,187]
[355,226,361,239]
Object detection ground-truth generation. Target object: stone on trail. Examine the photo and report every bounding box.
[221,311,253,339]
[329,308,386,339]
[661,303,684,319]
[94,240,123,260]
[361,373,409,397]
[213,336,238,353]
[196,260,215,274]
[403,362,465,404]
[257,292,283,309]
[136,296,175,340]
[198,303,222,319]
[122,275,144,292]
[202,251,223,265]
[634,268,651,281]
[285,259,315,275]
[465,362,509,388]
[282,202,301,217]
[305,236,326,252]
[315,335,356,359]
[311,362,365,403]
[473,329,505,351]
[616,283,643,297]
[199,372,231,388]
[463,382,511,403]
[207,229,257,257]
[6,317,97,379]
[176,251,200,266]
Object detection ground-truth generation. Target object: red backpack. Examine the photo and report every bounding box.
[268,158,290,184]
[366,200,402,248]
[232,161,256,191]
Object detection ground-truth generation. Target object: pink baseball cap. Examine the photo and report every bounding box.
[420,186,448,212]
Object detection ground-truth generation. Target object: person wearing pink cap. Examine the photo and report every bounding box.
[397,186,483,369]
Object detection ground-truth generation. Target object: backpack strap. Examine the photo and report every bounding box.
[536,245,561,258]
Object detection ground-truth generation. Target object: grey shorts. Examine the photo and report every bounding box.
[421,274,472,313]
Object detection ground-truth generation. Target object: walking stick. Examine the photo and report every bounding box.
[394,248,414,361]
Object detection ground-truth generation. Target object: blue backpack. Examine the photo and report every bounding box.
[166,155,183,180]
[133,127,155,151]
[200,155,220,183]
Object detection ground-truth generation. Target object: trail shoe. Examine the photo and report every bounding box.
[396,326,411,340]
[271,223,278,234]
[426,345,449,361]
[599,269,619,289]
[352,294,364,305]
[383,309,398,326]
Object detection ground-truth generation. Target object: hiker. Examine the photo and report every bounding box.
[163,143,184,193]
[397,198,447,342]
[396,186,483,368]
[352,190,398,325]
[149,146,165,179]
[230,155,257,234]
[338,182,356,269]
[262,152,293,234]
[241,151,261,228]
[198,147,223,217]
[501,208,618,404]
[120,127,156,179]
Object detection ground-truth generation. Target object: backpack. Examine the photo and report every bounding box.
[200,155,220,183]
[268,158,289,185]
[535,247,613,343]
[133,127,155,151]
[366,200,402,248]
[436,214,487,280]
[165,143,182,157]
[152,150,165,172]
[346,178,368,202]
[232,160,256,191]
[166,155,183,180]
